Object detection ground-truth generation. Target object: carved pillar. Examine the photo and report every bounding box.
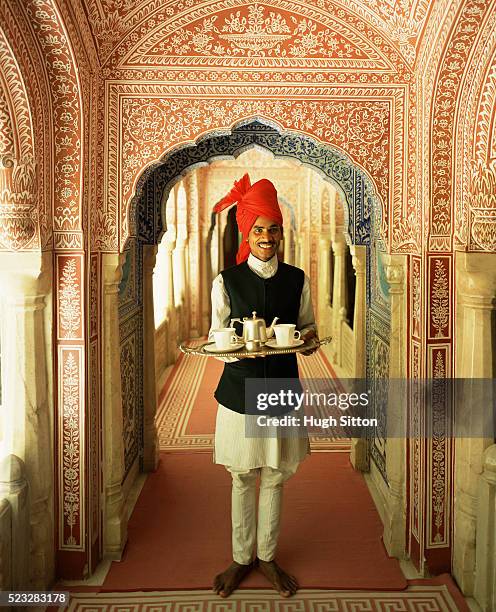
[351,245,366,377]
[349,245,367,471]
[142,246,159,471]
[164,238,175,311]
[454,252,496,595]
[382,254,407,558]
[318,236,332,337]
[283,227,292,264]
[153,240,167,327]
[186,173,200,337]
[475,444,496,611]
[331,240,346,365]
[201,223,211,336]
[0,455,28,589]
[175,236,188,338]
[164,238,177,362]
[294,237,302,270]
[0,251,53,587]
[175,184,189,341]
[164,188,177,358]
[102,254,127,558]
[217,212,225,274]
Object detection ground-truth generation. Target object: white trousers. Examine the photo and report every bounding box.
[226,463,299,565]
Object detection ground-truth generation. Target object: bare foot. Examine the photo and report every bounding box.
[213,561,253,597]
[256,558,298,597]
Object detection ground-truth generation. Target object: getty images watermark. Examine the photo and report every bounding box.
[254,388,374,429]
[244,378,496,438]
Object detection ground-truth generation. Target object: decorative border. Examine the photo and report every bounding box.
[57,256,84,341]
[118,239,144,475]
[411,256,421,339]
[58,346,84,550]
[136,120,377,248]
[427,345,452,549]
[102,82,408,253]
[88,253,101,569]
[427,256,451,341]
[23,0,83,237]
[95,0,412,73]
[55,252,86,559]
[0,14,38,251]
[429,0,492,249]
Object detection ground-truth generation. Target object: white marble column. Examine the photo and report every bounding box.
[475,444,496,611]
[349,245,367,471]
[174,184,189,341]
[294,237,302,270]
[331,240,346,365]
[217,214,225,274]
[0,455,28,589]
[186,173,200,338]
[165,239,178,363]
[351,245,366,377]
[102,253,127,558]
[164,238,175,311]
[453,252,496,595]
[174,236,188,339]
[164,189,178,359]
[283,227,292,264]
[382,254,408,558]
[201,224,212,336]
[318,236,332,338]
[0,251,53,588]
[142,246,159,471]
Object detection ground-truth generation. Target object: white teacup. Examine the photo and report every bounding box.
[273,324,301,346]
[209,327,239,350]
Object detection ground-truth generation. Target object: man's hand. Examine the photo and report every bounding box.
[300,329,319,356]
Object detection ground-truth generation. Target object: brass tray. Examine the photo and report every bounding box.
[179,336,331,358]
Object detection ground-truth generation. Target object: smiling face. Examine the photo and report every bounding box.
[247,216,282,262]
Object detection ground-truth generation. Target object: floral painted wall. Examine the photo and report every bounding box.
[2,0,496,581]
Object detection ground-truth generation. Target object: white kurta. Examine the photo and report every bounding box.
[210,254,317,470]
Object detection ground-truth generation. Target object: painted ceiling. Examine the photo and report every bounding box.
[85,0,431,73]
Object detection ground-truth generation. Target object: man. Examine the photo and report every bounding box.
[209,174,317,598]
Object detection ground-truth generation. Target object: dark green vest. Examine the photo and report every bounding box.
[214,261,304,414]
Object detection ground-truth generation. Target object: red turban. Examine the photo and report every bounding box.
[213,173,283,264]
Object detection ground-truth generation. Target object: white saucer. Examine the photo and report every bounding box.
[266,339,305,349]
[203,342,244,354]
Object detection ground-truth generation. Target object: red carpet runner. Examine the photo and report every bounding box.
[103,452,406,591]
[157,348,351,451]
[92,348,468,610]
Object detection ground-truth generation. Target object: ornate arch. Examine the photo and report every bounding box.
[0,25,37,250]
[115,95,396,248]
[125,119,391,486]
[133,120,381,250]
[21,0,83,249]
[413,0,463,252]
[456,10,496,252]
[426,0,492,251]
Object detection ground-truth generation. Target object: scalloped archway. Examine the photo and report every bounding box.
[133,119,383,249]
[119,119,392,486]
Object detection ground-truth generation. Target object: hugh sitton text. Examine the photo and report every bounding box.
[256,414,378,428]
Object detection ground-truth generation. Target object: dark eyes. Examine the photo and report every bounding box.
[254,227,280,234]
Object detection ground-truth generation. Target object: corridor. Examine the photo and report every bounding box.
[58,351,469,610]
[1,1,496,609]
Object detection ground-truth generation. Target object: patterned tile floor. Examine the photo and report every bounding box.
[60,586,463,611]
